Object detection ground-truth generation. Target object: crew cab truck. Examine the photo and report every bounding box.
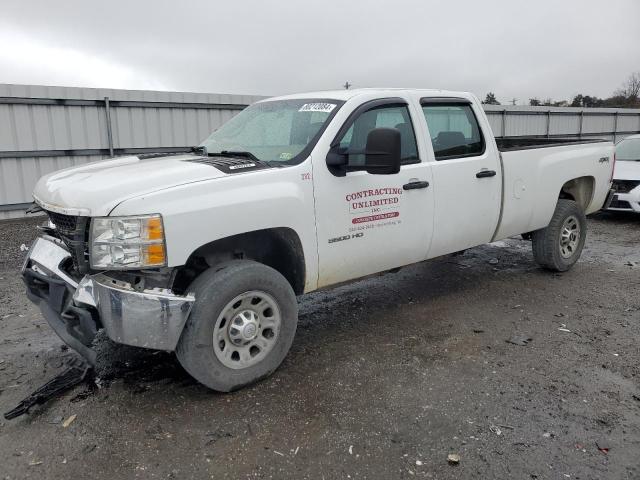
[23,88,615,391]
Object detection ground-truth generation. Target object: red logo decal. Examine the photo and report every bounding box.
[352,211,399,224]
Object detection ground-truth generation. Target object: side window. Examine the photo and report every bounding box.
[421,103,485,160]
[337,104,419,166]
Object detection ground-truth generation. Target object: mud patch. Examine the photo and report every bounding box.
[1,214,640,479]
[92,332,194,389]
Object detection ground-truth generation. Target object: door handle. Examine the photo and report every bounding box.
[403,181,429,190]
[476,170,497,178]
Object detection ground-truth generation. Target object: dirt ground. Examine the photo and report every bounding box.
[0,213,638,480]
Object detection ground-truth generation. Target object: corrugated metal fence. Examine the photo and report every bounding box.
[0,84,264,219]
[483,104,640,142]
[1,83,639,219]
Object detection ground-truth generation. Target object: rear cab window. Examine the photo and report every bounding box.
[421,99,485,161]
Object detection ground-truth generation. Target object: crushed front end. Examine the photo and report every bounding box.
[22,212,195,365]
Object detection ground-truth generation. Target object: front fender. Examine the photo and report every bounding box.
[110,163,319,291]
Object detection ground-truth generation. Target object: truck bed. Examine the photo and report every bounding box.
[495,137,608,152]
[492,138,614,242]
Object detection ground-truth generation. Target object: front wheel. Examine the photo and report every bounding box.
[176,260,298,391]
[532,199,587,272]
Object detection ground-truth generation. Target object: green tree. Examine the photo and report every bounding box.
[482,93,500,105]
[583,96,602,107]
[571,94,603,108]
[529,98,541,106]
[570,94,584,107]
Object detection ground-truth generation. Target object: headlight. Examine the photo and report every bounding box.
[90,214,167,269]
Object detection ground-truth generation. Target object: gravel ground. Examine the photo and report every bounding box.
[0,212,638,479]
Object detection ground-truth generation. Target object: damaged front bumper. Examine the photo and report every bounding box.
[22,235,195,364]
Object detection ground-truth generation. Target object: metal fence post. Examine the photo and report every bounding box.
[546,110,551,138]
[501,109,507,138]
[104,97,114,157]
[612,111,618,144]
[578,111,584,139]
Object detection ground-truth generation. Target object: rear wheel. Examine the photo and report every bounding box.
[532,199,586,272]
[176,260,298,391]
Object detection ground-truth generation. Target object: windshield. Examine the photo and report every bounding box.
[200,99,343,163]
[616,137,640,161]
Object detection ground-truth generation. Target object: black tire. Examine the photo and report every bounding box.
[532,199,587,272]
[176,260,298,392]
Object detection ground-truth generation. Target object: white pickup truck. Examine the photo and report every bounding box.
[23,88,615,391]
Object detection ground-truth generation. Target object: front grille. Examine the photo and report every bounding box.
[46,211,90,273]
[47,211,79,236]
[609,198,631,209]
[612,180,640,194]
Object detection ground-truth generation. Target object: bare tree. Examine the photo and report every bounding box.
[615,72,640,101]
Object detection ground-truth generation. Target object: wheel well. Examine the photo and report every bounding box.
[559,176,594,211]
[172,228,306,295]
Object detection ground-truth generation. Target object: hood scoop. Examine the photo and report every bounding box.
[185,156,271,174]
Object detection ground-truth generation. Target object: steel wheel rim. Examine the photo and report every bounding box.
[559,215,581,259]
[212,290,281,370]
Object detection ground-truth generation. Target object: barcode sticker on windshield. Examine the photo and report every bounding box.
[299,103,336,113]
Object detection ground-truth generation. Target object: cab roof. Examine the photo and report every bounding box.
[263,88,475,103]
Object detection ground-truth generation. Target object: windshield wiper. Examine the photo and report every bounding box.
[209,150,259,161]
[190,146,207,155]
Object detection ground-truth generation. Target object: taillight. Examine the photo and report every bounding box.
[610,152,616,184]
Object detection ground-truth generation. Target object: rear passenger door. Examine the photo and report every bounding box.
[420,98,502,257]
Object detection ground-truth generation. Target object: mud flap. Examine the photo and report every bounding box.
[3,357,92,420]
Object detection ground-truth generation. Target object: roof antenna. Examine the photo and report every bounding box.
[343,81,352,90]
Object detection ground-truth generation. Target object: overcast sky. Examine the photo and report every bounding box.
[1,0,638,104]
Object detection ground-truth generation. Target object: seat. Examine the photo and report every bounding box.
[435,131,466,151]
[394,123,417,160]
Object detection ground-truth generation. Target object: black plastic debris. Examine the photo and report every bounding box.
[506,335,533,346]
[3,357,92,420]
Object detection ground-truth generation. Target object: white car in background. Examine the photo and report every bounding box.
[608,134,640,212]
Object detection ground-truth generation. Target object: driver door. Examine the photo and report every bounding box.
[313,98,435,288]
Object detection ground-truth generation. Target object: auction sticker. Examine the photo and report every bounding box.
[299,103,336,113]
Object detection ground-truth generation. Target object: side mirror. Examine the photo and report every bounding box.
[325,127,402,177]
[364,128,401,175]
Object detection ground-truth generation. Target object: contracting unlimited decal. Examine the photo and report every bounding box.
[346,187,402,224]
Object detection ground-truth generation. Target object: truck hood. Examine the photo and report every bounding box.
[33,154,226,216]
[614,160,640,181]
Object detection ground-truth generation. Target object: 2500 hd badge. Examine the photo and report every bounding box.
[328,232,365,244]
